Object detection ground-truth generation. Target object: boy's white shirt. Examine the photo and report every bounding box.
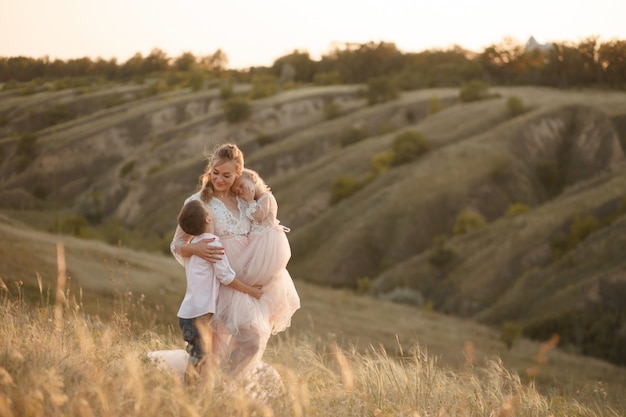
[176,232,236,319]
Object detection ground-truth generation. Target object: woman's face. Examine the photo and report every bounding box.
[210,161,238,194]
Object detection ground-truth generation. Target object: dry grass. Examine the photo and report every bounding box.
[1,294,622,417]
[0,244,623,417]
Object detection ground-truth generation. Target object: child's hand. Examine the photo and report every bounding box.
[248,285,263,299]
[238,181,255,202]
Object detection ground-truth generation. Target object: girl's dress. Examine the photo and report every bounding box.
[213,192,300,375]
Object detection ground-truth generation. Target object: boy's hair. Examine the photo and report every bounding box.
[240,168,271,197]
[177,200,209,236]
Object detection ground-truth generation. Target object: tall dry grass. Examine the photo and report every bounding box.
[1,292,622,416]
[0,244,623,417]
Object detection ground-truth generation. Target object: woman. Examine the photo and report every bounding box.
[152,143,300,381]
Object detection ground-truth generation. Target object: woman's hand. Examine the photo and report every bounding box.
[188,239,224,263]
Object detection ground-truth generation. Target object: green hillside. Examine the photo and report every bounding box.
[1,82,625,367]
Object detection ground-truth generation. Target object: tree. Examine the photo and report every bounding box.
[598,40,626,88]
[120,53,145,79]
[143,48,169,73]
[200,49,229,74]
[272,50,316,83]
[174,52,197,71]
[459,80,490,102]
[366,76,397,105]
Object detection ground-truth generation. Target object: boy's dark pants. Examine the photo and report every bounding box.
[178,314,213,367]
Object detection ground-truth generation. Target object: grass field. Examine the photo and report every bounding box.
[1,216,625,415]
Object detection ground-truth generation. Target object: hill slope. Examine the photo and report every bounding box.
[1,84,625,365]
[1,216,625,401]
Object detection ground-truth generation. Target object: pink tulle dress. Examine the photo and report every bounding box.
[217,193,299,332]
[150,192,300,380]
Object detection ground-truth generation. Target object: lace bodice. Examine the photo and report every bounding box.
[207,195,252,237]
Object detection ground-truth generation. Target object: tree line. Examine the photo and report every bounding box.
[1,36,625,89]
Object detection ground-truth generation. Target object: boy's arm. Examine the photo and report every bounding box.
[227,278,263,299]
[211,244,263,299]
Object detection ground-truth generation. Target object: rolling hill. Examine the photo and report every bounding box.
[1,82,625,367]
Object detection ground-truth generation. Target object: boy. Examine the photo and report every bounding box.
[176,199,262,379]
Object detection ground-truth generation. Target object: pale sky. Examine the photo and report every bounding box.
[1,0,625,69]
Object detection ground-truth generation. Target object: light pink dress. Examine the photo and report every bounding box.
[227,193,299,335]
[150,192,299,380]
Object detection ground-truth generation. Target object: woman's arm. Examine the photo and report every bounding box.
[171,224,224,264]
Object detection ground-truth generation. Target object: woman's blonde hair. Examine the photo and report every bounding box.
[199,143,244,203]
[240,168,270,199]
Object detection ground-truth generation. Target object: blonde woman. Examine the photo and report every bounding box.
[150,143,299,381]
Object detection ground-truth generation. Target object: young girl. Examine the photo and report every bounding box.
[215,168,299,341]
[239,168,291,282]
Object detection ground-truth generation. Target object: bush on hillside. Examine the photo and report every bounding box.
[552,214,601,260]
[187,70,204,92]
[119,159,135,178]
[379,288,425,307]
[366,76,398,105]
[505,203,531,216]
[44,104,74,127]
[219,79,234,99]
[355,277,372,295]
[369,151,394,177]
[428,96,445,115]
[223,96,252,123]
[394,70,424,91]
[144,80,168,97]
[524,302,626,366]
[313,70,341,86]
[14,132,38,172]
[100,93,127,109]
[490,156,513,183]
[330,175,363,205]
[323,102,342,120]
[31,184,49,200]
[339,127,368,147]
[506,96,525,116]
[51,215,89,237]
[251,74,278,99]
[459,80,490,102]
[428,235,456,268]
[500,321,522,350]
[453,209,487,235]
[390,130,431,166]
[536,158,565,197]
[257,133,274,147]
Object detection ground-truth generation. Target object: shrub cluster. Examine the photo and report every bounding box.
[390,131,431,166]
[222,96,252,123]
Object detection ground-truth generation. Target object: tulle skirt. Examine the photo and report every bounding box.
[213,228,300,376]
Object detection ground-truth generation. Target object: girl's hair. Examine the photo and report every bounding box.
[177,200,209,236]
[240,168,271,199]
[199,143,245,203]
